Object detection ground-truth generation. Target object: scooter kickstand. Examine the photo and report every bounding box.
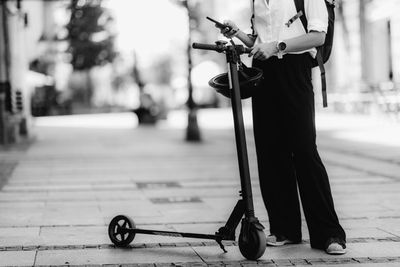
[216,239,227,253]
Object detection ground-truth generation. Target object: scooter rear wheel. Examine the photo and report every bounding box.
[238,223,266,260]
[108,215,136,247]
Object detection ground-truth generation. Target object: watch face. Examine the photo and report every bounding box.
[279,42,287,51]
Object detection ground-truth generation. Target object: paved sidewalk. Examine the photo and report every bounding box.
[1,109,400,266]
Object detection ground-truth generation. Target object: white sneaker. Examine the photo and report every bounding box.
[266,234,296,247]
[325,239,346,255]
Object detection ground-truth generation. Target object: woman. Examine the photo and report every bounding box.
[220,0,346,255]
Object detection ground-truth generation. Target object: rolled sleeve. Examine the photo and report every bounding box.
[305,0,328,33]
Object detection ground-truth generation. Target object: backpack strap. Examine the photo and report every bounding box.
[293,0,328,108]
[293,0,308,31]
[316,51,327,107]
[250,0,257,38]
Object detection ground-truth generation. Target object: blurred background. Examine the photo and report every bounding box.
[1,0,400,144]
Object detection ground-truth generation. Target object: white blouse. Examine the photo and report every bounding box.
[251,0,328,58]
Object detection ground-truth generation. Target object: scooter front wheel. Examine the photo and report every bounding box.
[238,220,266,260]
[108,215,136,247]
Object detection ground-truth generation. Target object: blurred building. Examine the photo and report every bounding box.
[362,0,400,85]
[361,0,400,117]
[314,0,400,116]
[0,0,71,145]
[0,0,31,145]
[201,0,400,116]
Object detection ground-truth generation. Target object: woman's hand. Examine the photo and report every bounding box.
[220,20,240,39]
[249,42,278,60]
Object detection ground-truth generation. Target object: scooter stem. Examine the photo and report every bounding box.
[226,48,255,218]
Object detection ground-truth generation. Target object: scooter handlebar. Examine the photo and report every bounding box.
[192,42,252,54]
[192,43,220,51]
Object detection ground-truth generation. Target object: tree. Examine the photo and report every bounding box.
[67,0,115,70]
[66,0,116,106]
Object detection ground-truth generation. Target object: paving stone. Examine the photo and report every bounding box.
[42,211,104,226]
[343,227,398,239]
[221,261,242,267]
[239,263,258,267]
[35,247,202,265]
[288,258,308,265]
[322,258,355,264]
[131,243,146,248]
[192,246,246,262]
[349,242,400,257]
[260,245,355,260]
[141,243,160,249]
[203,263,224,267]
[0,210,44,227]
[39,226,109,246]
[3,112,400,266]
[272,259,293,266]
[174,243,191,247]
[310,264,400,267]
[253,263,276,267]
[0,251,36,266]
[0,227,40,246]
[256,260,275,264]
[181,263,207,267]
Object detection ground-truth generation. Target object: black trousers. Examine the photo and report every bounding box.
[251,54,346,249]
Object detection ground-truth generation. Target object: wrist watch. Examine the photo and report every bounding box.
[277,41,287,52]
[276,41,286,59]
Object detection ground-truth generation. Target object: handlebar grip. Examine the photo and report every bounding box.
[192,43,219,51]
[192,42,252,54]
[244,47,252,54]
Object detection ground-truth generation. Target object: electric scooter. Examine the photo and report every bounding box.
[108,40,266,260]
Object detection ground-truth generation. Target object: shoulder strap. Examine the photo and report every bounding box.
[316,51,328,107]
[293,0,308,32]
[294,0,328,108]
[251,0,256,36]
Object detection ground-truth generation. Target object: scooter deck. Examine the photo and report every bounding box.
[125,228,234,241]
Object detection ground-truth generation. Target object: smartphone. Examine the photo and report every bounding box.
[206,16,232,31]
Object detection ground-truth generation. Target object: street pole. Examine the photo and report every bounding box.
[182,0,201,142]
[0,1,10,145]
[359,0,367,82]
